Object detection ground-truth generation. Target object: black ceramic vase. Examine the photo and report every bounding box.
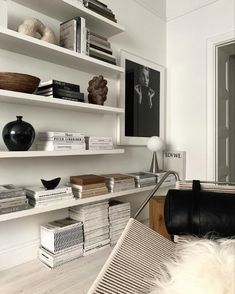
[2,116,35,151]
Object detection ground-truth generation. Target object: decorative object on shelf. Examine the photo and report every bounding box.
[18,18,57,44]
[118,50,165,146]
[2,116,35,151]
[41,177,61,190]
[147,136,164,173]
[0,72,40,93]
[87,75,108,105]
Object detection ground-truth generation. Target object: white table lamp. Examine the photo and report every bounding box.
[147,136,164,173]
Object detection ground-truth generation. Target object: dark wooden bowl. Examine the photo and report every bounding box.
[0,72,40,93]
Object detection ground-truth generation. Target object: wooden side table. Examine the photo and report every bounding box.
[149,196,171,240]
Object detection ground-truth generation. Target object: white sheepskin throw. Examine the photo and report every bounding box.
[150,237,235,294]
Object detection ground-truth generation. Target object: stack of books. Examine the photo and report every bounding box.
[128,172,157,188]
[0,184,30,215]
[38,218,84,268]
[83,0,117,23]
[89,31,116,65]
[70,174,108,198]
[156,171,176,185]
[36,132,86,151]
[85,136,113,150]
[102,173,135,192]
[37,79,84,102]
[69,201,110,255]
[60,16,89,55]
[109,200,130,245]
[25,185,74,207]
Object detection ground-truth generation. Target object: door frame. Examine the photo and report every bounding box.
[207,31,235,181]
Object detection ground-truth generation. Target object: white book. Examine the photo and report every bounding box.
[83,243,110,256]
[39,246,83,268]
[38,132,84,139]
[74,16,86,54]
[163,151,186,180]
[60,19,77,51]
[37,144,86,151]
[25,186,72,198]
[86,136,113,142]
[88,146,113,150]
[90,47,116,60]
[84,238,110,252]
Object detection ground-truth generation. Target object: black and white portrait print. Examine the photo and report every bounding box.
[125,59,160,138]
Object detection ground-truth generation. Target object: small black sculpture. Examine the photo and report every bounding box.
[41,177,61,190]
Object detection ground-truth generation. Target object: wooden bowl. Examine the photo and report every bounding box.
[0,72,40,93]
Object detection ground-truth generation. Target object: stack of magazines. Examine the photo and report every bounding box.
[103,173,135,192]
[36,132,86,151]
[85,136,113,150]
[109,200,130,245]
[25,185,74,207]
[0,184,30,215]
[39,218,84,268]
[128,172,157,188]
[83,0,117,23]
[37,79,84,102]
[70,174,108,198]
[69,201,110,255]
[89,31,116,65]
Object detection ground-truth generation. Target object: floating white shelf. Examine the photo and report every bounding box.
[12,0,125,38]
[0,184,173,222]
[0,149,125,159]
[0,90,124,114]
[0,27,124,77]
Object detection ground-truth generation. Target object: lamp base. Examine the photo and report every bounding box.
[149,152,160,173]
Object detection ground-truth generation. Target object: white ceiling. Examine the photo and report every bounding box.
[134,0,220,21]
[167,0,219,20]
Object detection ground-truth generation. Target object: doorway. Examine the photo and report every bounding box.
[216,42,235,182]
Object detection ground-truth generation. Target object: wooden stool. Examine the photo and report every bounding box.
[149,196,171,240]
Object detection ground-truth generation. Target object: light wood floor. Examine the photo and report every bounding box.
[0,247,113,294]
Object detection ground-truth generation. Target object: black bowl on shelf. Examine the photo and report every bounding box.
[41,177,61,190]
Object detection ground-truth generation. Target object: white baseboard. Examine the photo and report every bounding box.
[0,239,40,271]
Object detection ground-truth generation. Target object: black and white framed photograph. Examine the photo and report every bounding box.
[118,50,165,146]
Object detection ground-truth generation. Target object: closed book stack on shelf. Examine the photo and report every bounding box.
[128,172,157,188]
[102,173,135,192]
[69,201,110,255]
[60,16,89,55]
[0,184,31,215]
[89,31,116,65]
[25,186,74,207]
[109,200,130,245]
[39,218,84,268]
[85,136,113,150]
[83,0,117,23]
[36,132,86,151]
[70,174,108,198]
[37,80,85,102]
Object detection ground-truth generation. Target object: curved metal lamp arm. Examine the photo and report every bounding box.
[134,170,180,219]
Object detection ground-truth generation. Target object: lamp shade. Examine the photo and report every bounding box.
[147,136,164,152]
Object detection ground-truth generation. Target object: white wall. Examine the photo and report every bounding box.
[0,0,166,269]
[166,0,235,180]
